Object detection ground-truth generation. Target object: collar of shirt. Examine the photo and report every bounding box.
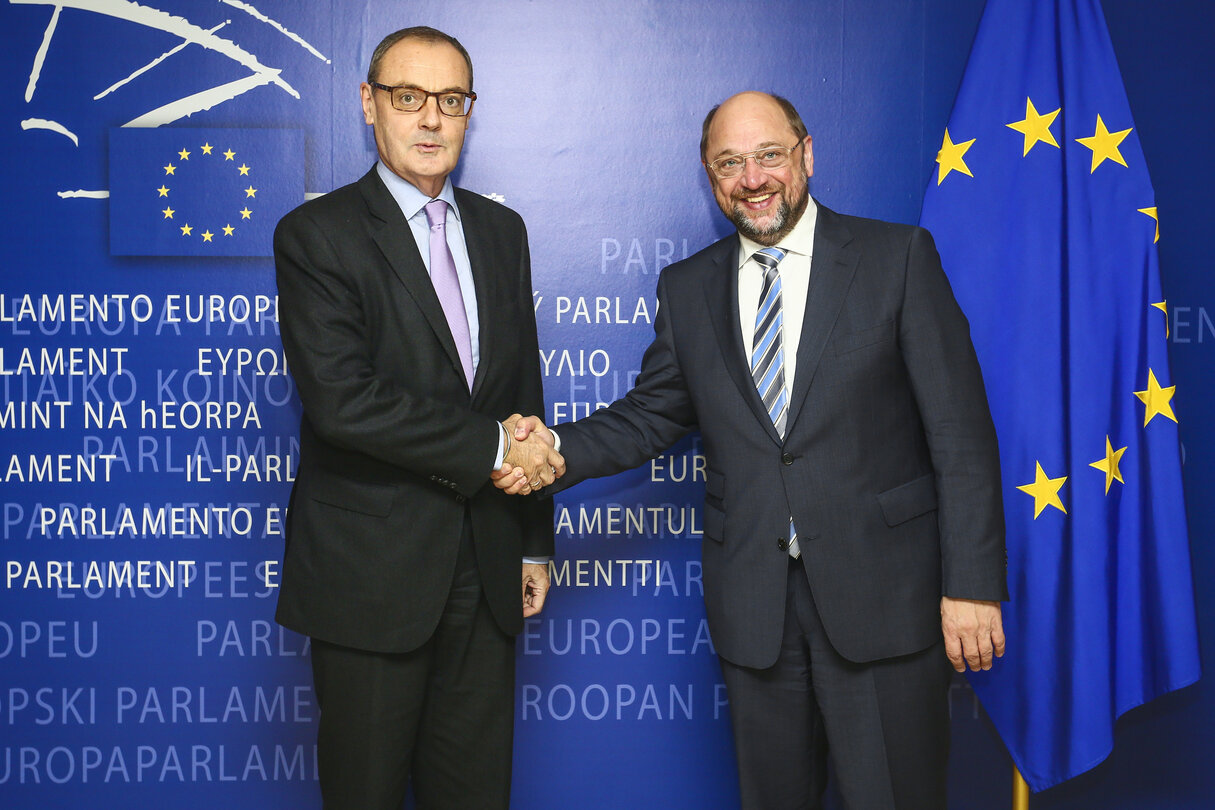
[376,161,462,225]
[736,197,818,269]
[373,161,481,374]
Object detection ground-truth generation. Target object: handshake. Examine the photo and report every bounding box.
[494,414,562,495]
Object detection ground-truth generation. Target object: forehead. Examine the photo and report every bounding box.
[706,97,797,159]
[378,38,470,89]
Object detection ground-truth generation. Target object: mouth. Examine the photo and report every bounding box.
[738,191,778,211]
[413,141,444,154]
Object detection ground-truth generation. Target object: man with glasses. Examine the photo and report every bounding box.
[501,91,1007,808]
[273,26,562,810]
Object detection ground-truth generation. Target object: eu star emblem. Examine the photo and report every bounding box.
[109,127,303,257]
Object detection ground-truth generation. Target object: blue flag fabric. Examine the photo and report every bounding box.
[919,0,1200,792]
[110,127,303,257]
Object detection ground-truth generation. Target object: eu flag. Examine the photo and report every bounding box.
[110,127,303,257]
[919,0,1200,792]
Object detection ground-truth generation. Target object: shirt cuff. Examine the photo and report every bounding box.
[493,422,506,470]
[550,428,561,452]
[522,556,551,565]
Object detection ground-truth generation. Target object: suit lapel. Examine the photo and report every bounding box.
[360,169,469,392]
[702,236,784,444]
[785,203,859,435]
[456,188,497,401]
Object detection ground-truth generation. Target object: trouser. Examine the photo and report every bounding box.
[720,559,953,810]
[310,522,515,810]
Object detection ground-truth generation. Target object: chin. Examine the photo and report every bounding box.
[733,208,787,245]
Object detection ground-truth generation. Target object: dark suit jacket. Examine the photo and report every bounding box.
[548,202,1006,668]
[273,167,553,654]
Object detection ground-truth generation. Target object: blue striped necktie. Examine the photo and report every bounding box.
[750,247,800,559]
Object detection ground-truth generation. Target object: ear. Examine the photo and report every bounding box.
[360,83,375,125]
[802,135,814,178]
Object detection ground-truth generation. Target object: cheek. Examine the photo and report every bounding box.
[772,173,801,201]
[714,180,738,201]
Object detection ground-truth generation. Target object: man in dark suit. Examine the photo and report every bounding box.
[500,91,1007,808]
[274,26,564,810]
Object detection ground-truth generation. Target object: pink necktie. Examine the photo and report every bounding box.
[424,199,473,388]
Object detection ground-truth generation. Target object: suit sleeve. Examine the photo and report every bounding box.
[274,208,500,497]
[547,272,698,495]
[898,227,1008,601]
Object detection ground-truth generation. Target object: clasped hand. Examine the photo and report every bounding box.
[495,414,563,494]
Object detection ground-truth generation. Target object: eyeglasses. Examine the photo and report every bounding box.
[706,142,801,179]
[370,83,476,117]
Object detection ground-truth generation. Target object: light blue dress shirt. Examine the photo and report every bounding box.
[376,162,481,374]
[375,165,546,564]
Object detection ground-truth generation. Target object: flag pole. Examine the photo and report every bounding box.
[1012,767,1029,810]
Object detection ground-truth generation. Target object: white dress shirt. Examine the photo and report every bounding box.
[737,198,818,393]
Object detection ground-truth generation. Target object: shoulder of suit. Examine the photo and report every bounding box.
[822,206,928,247]
[453,186,525,229]
[658,232,737,283]
[276,179,364,233]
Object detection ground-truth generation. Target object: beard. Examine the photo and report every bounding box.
[727,186,809,246]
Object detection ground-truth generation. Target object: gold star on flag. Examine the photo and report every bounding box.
[222,224,235,236]
[157,185,170,197]
[1006,97,1060,156]
[1138,206,1160,243]
[1134,369,1177,426]
[245,186,258,198]
[1152,300,1169,338]
[223,149,236,160]
[1089,436,1127,494]
[180,223,193,236]
[1075,114,1131,172]
[935,128,975,185]
[178,148,190,160]
[240,207,253,220]
[238,164,251,176]
[202,230,214,242]
[1017,461,1067,518]
[201,143,214,155]
[164,163,176,175]
[162,206,174,219]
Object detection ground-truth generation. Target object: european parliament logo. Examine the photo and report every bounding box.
[110,127,303,257]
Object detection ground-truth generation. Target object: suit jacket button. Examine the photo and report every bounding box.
[781,453,794,465]
[455,494,466,504]
[777,537,788,551]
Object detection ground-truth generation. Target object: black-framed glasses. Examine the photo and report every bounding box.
[706,141,801,179]
[370,83,476,117]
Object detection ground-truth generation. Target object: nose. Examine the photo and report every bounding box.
[417,95,443,129]
[739,155,766,187]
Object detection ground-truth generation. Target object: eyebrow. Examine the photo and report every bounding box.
[381,82,470,94]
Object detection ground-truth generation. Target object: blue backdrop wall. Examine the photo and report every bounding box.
[1,1,1209,807]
